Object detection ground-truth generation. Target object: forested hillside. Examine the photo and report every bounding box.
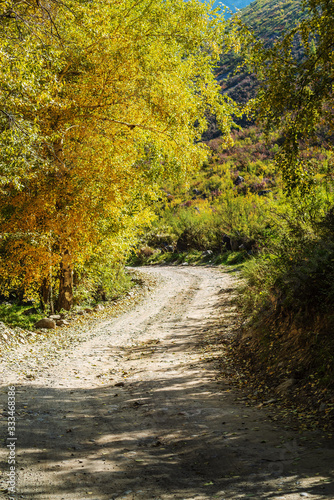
[218,0,303,105]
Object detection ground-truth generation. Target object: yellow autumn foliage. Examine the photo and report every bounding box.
[0,0,240,308]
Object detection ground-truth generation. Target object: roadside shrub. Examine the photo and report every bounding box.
[175,210,222,251]
[138,246,155,258]
[143,227,176,248]
[239,190,334,321]
[204,174,223,192]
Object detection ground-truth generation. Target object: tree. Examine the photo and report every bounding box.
[0,0,241,309]
[247,0,334,191]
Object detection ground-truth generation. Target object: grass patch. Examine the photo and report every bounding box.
[0,304,44,330]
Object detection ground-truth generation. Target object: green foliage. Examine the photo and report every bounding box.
[0,304,44,330]
[247,0,334,191]
[129,248,247,266]
[235,188,334,393]
[236,0,334,338]
[204,174,223,192]
[239,189,334,319]
[167,209,224,251]
[132,122,283,261]
[73,251,135,305]
[220,0,334,400]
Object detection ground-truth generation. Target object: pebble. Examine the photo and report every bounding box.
[94,304,104,311]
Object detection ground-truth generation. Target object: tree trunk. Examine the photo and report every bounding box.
[40,278,49,312]
[56,250,73,311]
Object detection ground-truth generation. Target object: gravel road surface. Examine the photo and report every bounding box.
[0,266,333,500]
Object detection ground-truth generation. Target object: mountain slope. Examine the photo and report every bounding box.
[241,0,302,36]
[218,0,302,105]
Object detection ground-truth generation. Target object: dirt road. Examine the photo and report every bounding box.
[0,266,333,499]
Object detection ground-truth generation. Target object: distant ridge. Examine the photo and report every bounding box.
[208,0,253,14]
[220,0,254,11]
[202,0,302,138]
[219,0,302,105]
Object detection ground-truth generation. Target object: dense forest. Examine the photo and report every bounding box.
[0,0,239,313]
[1,0,334,420]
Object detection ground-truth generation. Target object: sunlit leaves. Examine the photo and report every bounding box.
[0,0,241,301]
[247,0,334,192]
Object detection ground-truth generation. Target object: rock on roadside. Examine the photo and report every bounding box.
[56,319,69,327]
[276,378,297,394]
[34,318,56,329]
[0,321,13,340]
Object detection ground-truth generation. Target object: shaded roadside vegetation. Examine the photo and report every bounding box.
[0,267,136,330]
[230,199,334,430]
[228,0,334,425]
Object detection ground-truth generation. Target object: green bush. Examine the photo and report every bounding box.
[73,256,134,306]
[239,190,334,321]
[174,210,222,251]
[0,304,44,330]
[204,174,223,193]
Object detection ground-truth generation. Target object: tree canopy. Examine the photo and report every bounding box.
[247,0,334,191]
[0,0,241,309]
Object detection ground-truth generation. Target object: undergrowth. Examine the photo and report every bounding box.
[129,249,247,267]
[232,191,334,428]
[0,268,137,330]
[0,304,44,330]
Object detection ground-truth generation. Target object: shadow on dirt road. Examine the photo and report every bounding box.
[0,267,333,499]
